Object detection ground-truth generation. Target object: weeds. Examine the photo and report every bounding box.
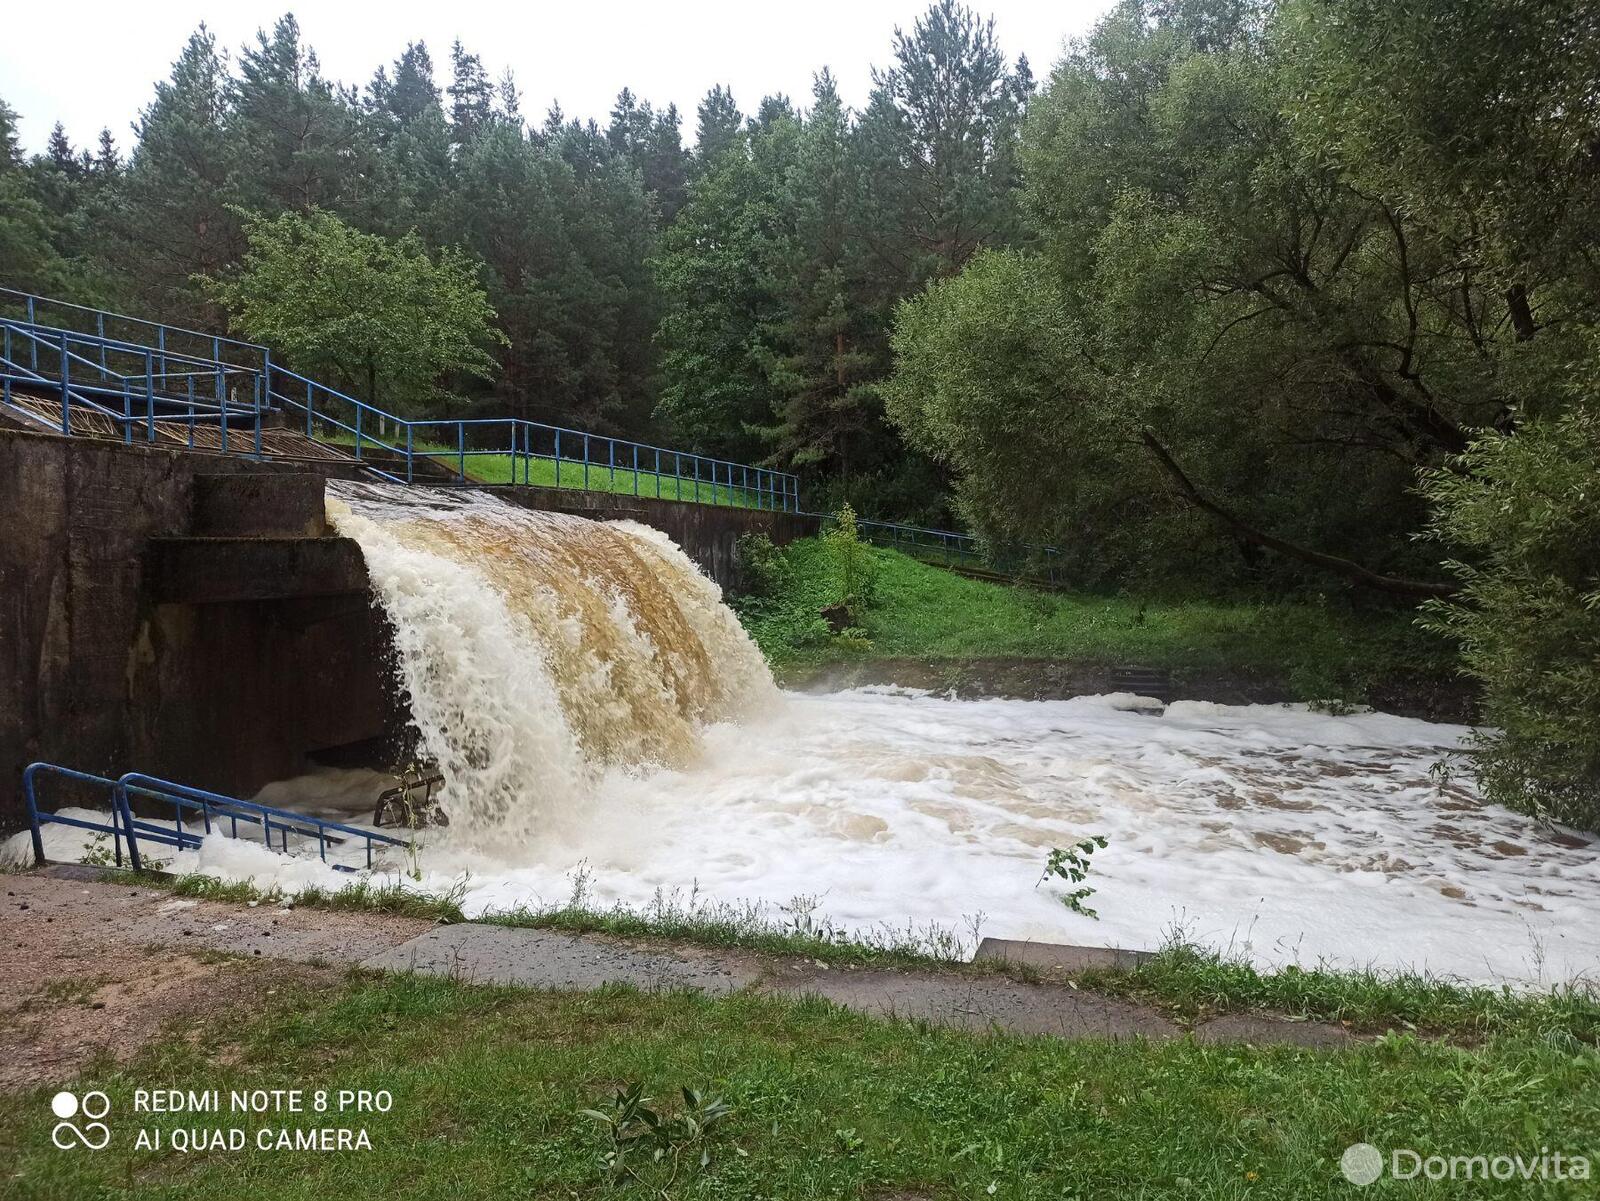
[581,1082,735,1195]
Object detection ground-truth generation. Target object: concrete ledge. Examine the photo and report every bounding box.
[147,536,369,603]
[192,473,329,537]
[974,937,1155,973]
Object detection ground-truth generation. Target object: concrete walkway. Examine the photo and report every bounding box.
[6,869,1360,1053]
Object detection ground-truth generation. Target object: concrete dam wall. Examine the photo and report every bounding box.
[0,429,817,833]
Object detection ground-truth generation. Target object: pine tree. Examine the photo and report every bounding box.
[447,40,493,148]
[693,85,743,169]
[764,72,877,479]
[0,98,70,293]
[229,15,367,214]
[607,89,689,225]
[863,0,1027,279]
[106,26,241,323]
[364,42,453,241]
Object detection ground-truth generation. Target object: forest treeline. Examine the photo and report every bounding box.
[2,0,1599,827]
[0,0,1030,524]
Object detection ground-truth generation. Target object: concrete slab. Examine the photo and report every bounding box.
[360,924,757,994]
[974,936,1155,973]
[765,965,1181,1042]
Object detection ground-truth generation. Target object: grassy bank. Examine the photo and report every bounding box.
[5,969,1594,1200]
[737,537,1454,704]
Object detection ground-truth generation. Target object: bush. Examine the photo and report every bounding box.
[733,532,792,599]
[1423,410,1600,830]
[820,504,878,623]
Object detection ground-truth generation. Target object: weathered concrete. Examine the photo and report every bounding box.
[0,429,402,832]
[148,536,368,603]
[191,472,330,537]
[361,923,755,994]
[975,936,1155,973]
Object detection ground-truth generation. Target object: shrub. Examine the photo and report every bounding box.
[820,504,878,622]
[1423,410,1600,830]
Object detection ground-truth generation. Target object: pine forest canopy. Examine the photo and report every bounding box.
[3,0,1600,826]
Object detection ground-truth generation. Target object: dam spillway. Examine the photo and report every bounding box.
[327,482,776,841]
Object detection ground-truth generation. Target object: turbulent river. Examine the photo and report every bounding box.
[13,483,1599,986]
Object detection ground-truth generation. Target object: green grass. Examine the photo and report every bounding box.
[154,871,467,924]
[318,429,772,508]
[1078,936,1600,1044]
[738,537,1452,699]
[482,870,983,969]
[138,866,1600,1043]
[5,970,1595,1199]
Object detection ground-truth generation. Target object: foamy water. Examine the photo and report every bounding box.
[10,485,1598,988]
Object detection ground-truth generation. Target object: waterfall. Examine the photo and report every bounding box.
[326,481,777,842]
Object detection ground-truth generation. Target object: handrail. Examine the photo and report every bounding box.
[19,761,409,873]
[269,363,802,511]
[2,287,802,512]
[0,286,268,368]
[0,317,260,378]
[115,772,408,871]
[809,510,1064,585]
[23,763,140,869]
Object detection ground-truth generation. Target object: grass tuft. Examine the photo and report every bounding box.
[1078,931,1600,1042]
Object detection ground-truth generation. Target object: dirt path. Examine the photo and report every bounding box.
[1,867,1356,1091]
[0,869,432,1089]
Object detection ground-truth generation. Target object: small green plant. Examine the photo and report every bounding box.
[1040,835,1109,918]
[821,503,878,623]
[581,1082,734,1195]
[78,834,113,867]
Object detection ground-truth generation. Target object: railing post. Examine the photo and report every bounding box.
[26,296,37,371]
[354,399,363,461]
[144,351,155,441]
[633,444,639,497]
[555,429,562,488]
[58,332,70,434]
[457,422,465,482]
[253,374,263,458]
[96,313,107,375]
[406,424,414,484]
[583,433,590,492]
[112,783,144,873]
[217,367,227,453]
[121,378,131,443]
[306,379,314,437]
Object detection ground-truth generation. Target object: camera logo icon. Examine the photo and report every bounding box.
[50,1090,111,1150]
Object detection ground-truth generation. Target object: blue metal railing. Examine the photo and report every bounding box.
[0,286,269,377]
[0,286,802,511]
[23,762,409,874]
[1,318,264,452]
[270,364,800,510]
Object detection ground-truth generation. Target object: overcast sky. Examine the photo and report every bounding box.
[2,0,1113,155]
